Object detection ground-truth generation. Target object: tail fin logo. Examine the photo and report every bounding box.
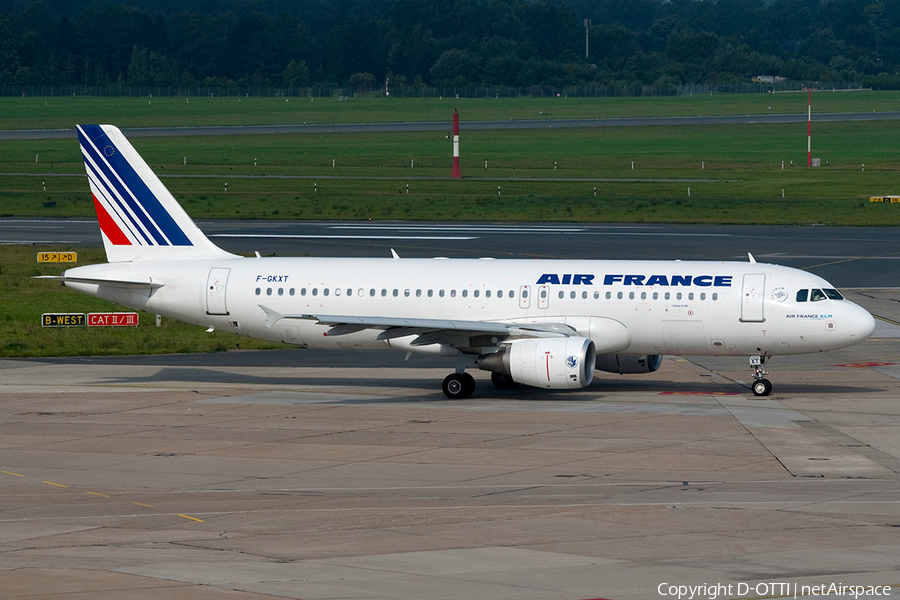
[77,124,192,248]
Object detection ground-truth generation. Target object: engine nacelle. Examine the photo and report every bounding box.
[595,353,662,374]
[479,337,596,389]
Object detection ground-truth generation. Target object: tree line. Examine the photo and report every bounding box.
[0,0,898,92]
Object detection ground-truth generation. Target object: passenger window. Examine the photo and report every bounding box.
[796,289,808,302]
[824,288,844,300]
[357,288,363,297]
[496,290,502,298]
[700,293,706,300]
[290,288,295,296]
[629,292,634,300]
[712,293,718,301]
[652,292,658,300]
[810,289,826,302]
[665,292,670,300]
[255,288,261,295]
[473,290,479,298]
[278,288,283,296]
[301,288,307,296]
[617,291,623,299]
[381,289,387,297]
[440,289,445,297]
[462,290,468,298]
[606,292,611,299]
[404,289,410,297]
[427,289,433,297]
[416,289,422,297]
[582,291,588,299]
[347,288,353,296]
[335,288,341,297]
[393,289,399,297]
[557,291,563,299]
[267,288,272,296]
[369,288,375,296]
[594,291,599,299]
[323,288,329,296]
[312,288,318,296]
[451,289,457,298]
[486,290,491,298]
[688,292,694,300]
[676,292,682,300]
[640,292,646,300]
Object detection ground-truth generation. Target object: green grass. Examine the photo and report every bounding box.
[3,120,900,225]
[0,246,288,358]
[2,91,898,131]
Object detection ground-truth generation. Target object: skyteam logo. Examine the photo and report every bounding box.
[566,355,579,369]
[77,124,192,248]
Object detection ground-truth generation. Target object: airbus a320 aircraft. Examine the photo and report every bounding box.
[42,125,877,398]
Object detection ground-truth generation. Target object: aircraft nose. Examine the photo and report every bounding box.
[848,304,876,342]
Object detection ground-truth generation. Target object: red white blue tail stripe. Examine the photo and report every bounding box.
[78,124,191,247]
[77,125,233,262]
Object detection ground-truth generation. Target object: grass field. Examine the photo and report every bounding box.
[2,118,899,225]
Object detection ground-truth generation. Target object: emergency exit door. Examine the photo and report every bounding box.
[206,268,230,315]
[740,273,766,322]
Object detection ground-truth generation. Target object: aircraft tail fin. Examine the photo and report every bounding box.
[77,124,235,263]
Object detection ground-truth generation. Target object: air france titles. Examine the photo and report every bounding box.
[536,274,733,287]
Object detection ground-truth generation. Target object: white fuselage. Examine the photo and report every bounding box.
[62,256,875,358]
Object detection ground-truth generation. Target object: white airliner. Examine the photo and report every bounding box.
[42,124,877,398]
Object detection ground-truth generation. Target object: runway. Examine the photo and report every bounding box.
[3,219,900,598]
[4,217,900,287]
[2,111,900,139]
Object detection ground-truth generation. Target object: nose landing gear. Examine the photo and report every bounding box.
[750,354,772,396]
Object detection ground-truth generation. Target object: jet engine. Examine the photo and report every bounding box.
[595,353,662,374]
[479,337,596,389]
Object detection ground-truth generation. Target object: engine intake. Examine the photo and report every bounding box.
[595,353,662,374]
[479,337,596,389]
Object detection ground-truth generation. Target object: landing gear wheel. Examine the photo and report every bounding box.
[442,373,475,399]
[490,372,519,389]
[752,378,773,397]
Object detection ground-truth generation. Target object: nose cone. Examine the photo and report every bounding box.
[848,304,877,343]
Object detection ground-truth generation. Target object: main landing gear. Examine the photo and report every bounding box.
[442,372,475,399]
[750,354,772,397]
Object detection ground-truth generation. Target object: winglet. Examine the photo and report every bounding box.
[748,252,757,264]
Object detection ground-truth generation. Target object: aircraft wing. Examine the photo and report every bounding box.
[258,305,575,347]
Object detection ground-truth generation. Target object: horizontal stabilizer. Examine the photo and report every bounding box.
[35,275,164,289]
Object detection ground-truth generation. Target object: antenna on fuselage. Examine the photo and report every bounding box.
[748,252,757,263]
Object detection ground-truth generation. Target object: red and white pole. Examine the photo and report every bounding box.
[451,109,461,179]
[807,88,811,168]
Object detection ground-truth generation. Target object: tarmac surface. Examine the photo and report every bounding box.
[2,302,900,598]
[3,221,900,598]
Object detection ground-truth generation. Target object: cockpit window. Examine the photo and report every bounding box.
[824,288,844,300]
[796,289,808,302]
[810,289,827,302]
